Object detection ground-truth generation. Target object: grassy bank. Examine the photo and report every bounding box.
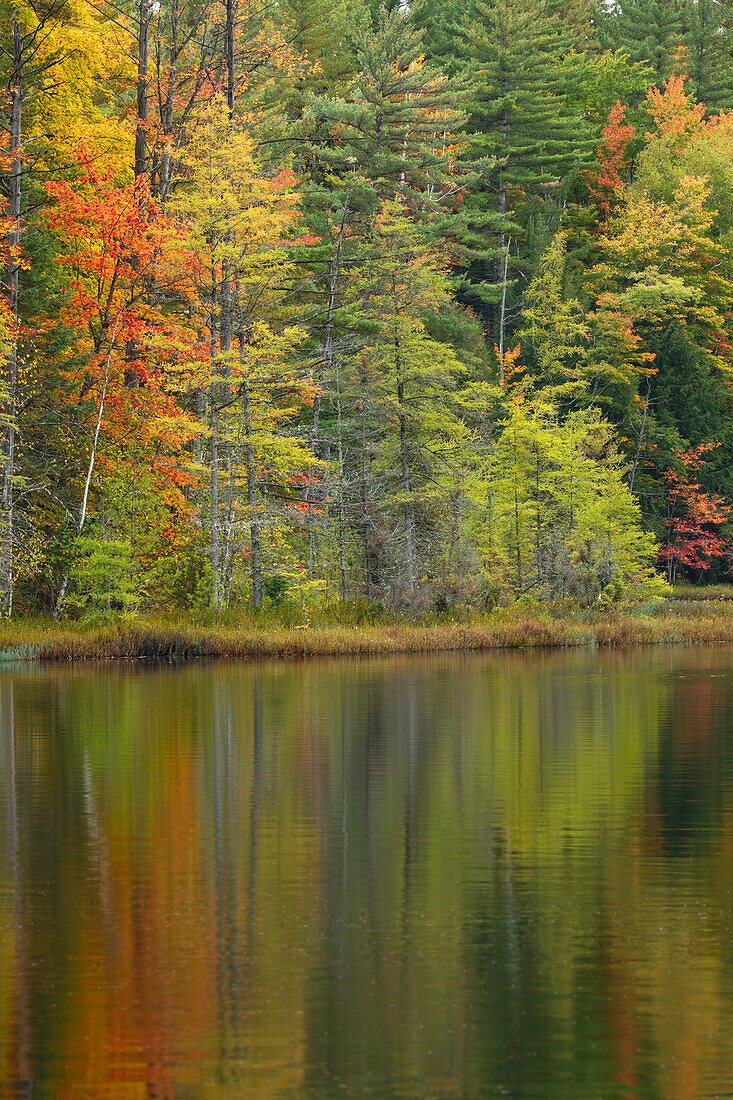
[0,598,731,662]
[670,584,733,601]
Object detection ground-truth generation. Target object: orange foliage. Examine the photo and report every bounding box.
[646,75,705,145]
[584,101,636,217]
[43,144,201,550]
[495,343,525,388]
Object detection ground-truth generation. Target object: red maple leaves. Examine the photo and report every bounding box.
[660,442,731,581]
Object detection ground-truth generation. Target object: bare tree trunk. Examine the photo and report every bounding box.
[207,262,220,608]
[334,355,347,602]
[629,379,651,496]
[54,317,121,618]
[130,476,136,585]
[213,15,236,608]
[221,458,235,609]
[360,381,372,600]
[225,543,235,610]
[493,104,508,345]
[135,0,150,181]
[394,300,415,598]
[514,482,522,590]
[498,236,510,384]
[306,199,349,576]
[218,324,235,612]
[497,108,507,262]
[210,376,220,608]
[154,0,218,204]
[209,285,221,607]
[124,0,151,393]
[233,273,262,609]
[156,0,179,204]
[241,371,262,609]
[397,378,415,598]
[225,0,235,114]
[534,444,542,585]
[306,395,320,575]
[512,433,523,590]
[216,269,232,607]
[1,20,23,616]
[5,8,79,617]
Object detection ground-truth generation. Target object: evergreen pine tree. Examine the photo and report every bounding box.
[412,0,467,66]
[683,0,733,113]
[346,201,466,599]
[305,7,467,208]
[294,7,466,580]
[547,0,600,49]
[276,0,360,100]
[599,0,685,87]
[449,0,591,342]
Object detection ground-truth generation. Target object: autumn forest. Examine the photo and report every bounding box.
[3,0,733,619]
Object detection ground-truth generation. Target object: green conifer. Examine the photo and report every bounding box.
[449,0,591,341]
[599,0,684,87]
[305,7,467,208]
[683,0,733,113]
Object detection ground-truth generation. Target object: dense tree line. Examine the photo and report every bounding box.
[2,0,733,617]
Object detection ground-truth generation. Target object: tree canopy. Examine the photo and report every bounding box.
[2,0,733,617]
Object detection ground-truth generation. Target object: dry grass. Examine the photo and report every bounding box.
[671,584,733,602]
[0,600,731,663]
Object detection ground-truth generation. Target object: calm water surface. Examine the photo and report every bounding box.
[1,648,733,1097]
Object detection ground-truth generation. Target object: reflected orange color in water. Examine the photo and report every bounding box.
[0,648,733,1097]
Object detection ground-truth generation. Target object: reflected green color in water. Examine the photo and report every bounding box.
[1,649,733,1097]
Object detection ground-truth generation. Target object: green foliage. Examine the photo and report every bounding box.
[145,542,212,613]
[522,230,590,391]
[66,535,140,620]
[447,0,593,335]
[565,48,653,123]
[598,0,685,87]
[263,574,290,605]
[483,394,666,604]
[304,7,467,208]
[683,0,733,112]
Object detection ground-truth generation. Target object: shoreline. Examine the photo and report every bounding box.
[1,606,732,662]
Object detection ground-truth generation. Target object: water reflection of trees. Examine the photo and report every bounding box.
[0,650,732,1096]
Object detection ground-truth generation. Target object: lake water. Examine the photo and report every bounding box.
[2,649,733,1098]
